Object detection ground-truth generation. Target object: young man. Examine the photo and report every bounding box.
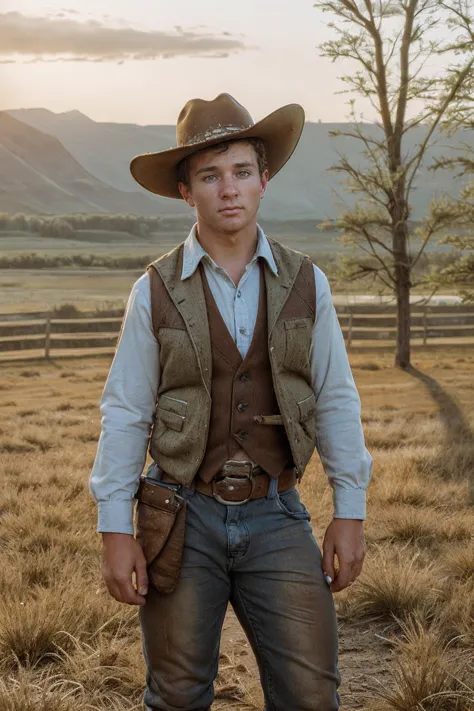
[89,93,373,711]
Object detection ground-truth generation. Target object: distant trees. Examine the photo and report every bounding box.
[314,0,474,367]
[0,213,179,238]
[0,253,159,269]
[40,218,75,239]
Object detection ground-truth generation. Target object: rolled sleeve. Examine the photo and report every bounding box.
[310,266,373,520]
[89,272,159,535]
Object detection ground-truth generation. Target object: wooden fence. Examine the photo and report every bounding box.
[1,305,474,360]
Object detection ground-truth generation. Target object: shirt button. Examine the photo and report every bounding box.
[239,327,246,335]
[237,290,242,298]
[237,430,249,440]
[239,372,251,382]
[237,402,248,412]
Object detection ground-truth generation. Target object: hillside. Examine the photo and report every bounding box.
[0,112,183,216]
[6,107,474,220]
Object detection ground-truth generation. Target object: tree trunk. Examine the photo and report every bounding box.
[393,202,411,368]
[395,261,411,368]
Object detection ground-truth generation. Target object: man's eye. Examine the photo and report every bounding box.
[203,175,217,182]
[237,171,250,177]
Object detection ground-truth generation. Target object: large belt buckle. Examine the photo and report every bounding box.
[211,460,256,506]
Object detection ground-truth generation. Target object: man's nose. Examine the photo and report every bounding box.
[220,175,238,198]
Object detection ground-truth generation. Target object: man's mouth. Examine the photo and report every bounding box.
[219,207,243,215]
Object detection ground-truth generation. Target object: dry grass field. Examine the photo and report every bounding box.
[1,348,473,710]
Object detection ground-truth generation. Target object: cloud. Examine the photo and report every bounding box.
[0,11,249,62]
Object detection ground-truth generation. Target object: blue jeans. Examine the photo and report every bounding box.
[139,473,341,711]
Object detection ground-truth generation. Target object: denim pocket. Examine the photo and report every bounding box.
[276,486,311,521]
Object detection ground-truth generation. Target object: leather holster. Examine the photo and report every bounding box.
[134,477,187,594]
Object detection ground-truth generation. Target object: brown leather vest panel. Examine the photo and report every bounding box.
[199,260,292,481]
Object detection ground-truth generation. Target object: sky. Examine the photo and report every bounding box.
[0,0,453,126]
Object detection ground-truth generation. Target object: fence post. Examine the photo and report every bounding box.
[347,308,353,351]
[423,307,427,347]
[45,317,51,359]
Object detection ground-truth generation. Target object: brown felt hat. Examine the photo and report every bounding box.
[130,93,305,199]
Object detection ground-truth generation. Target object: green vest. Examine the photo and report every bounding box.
[147,237,317,486]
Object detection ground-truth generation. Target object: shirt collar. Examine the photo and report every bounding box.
[181,223,279,281]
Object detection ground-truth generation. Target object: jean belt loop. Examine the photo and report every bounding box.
[266,476,278,500]
[182,476,196,497]
[146,461,162,480]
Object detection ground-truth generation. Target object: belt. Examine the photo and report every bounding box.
[163,460,297,506]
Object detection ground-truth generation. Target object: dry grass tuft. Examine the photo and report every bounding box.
[0,666,143,710]
[56,402,73,412]
[336,547,445,624]
[0,597,66,669]
[376,617,474,711]
[379,507,473,547]
[435,581,474,648]
[442,543,474,583]
[51,632,145,701]
[213,650,260,710]
[0,679,76,711]
[356,361,382,371]
[0,580,137,671]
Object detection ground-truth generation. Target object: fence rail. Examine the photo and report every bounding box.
[1,306,474,360]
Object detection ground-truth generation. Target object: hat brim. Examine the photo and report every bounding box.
[129,103,305,199]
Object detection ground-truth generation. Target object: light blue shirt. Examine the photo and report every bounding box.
[89,224,373,534]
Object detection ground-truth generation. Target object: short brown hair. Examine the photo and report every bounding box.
[177,137,267,187]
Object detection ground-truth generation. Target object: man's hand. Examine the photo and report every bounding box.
[101,532,149,606]
[322,519,366,593]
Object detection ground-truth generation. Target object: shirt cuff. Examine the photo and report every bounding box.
[96,499,136,535]
[332,486,367,520]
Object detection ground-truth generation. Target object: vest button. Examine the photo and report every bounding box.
[237,402,248,412]
[239,372,251,382]
[237,430,249,440]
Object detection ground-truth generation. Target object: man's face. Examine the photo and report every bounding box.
[178,141,269,235]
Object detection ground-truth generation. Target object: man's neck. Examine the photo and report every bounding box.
[195,220,259,286]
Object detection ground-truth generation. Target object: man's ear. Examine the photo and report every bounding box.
[260,168,269,199]
[178,181,196,208]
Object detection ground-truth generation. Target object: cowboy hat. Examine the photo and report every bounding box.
[129,93,305,199]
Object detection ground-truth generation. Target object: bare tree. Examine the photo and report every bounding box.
[314,0,474,367]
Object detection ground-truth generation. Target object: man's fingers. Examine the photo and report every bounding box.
[332,558,358,592]
[101,533,149,606]
[322,519,367,593]
[332,558,364,592]
[118,579,147,605]
[332,562,352,592]
[135,555,149,597]
[106,575,146,605]
[322,541,336,582]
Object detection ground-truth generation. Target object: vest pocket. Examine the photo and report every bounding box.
[283,318,312,372]
[157,396,188,432]
[158,407,185,432]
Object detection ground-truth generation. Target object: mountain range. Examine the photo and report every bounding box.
[1,108,473,220]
